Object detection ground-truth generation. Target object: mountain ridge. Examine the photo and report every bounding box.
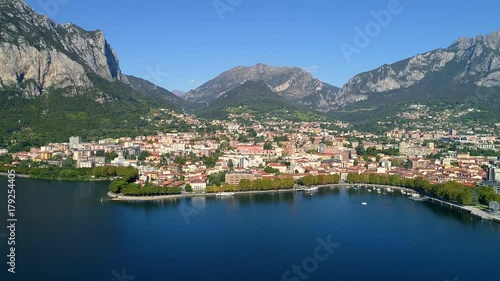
[0,0,189,149]
[334,31,500,106]
[197,80,324,121]
[185,63,341,112]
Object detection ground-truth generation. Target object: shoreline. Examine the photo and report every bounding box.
[108,183,500,223]
[0,172,110,182]
[108,188,297,201]
[107,183,416,202]
[0,172,30,178]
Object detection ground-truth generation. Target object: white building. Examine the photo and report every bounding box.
[69,136,81,149]
[77,159,93,168]
[190,179,207,192]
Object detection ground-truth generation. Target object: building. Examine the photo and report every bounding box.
[268,163,288,173]
[225,172,261,186]
[40,151,53,160]
[487,167,499,182]
[489,201,500,214]
[399,142,433,157]
[69,136,81,149]
[77,157,105,168]
[190,179,207,192]
[77,159,93,168]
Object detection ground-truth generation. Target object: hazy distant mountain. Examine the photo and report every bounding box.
[198,81,323,121]
[125,75,189,106]
[0,0,184,145]
[331,31,500,117]
[171,90,186,98]
[185,63,340,112]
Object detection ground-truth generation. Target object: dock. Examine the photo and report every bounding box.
[409,196,429,202]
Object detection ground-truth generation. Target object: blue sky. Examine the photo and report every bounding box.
[27,0,499,92]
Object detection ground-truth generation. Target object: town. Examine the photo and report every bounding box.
[1,110,499,199]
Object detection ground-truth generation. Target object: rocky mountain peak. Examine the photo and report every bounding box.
[334,31,500,110]
[484,30,500,50]
[0,0,124,96]
[185,63,339,111]
[451,31,500,51]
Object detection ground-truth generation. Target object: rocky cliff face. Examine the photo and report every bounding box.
[0,0,125,96]
[335,31,500,105]
[185,63,339,111]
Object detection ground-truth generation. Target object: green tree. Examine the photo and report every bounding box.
[282,177,295,189]
[263,142,273,150]
[356,143,366,156]
[174,156,187,165]
[239,179,252,191]
[106,152,119,163]
[109,180,128,193]
[138,151,151,161]
[264,166,280,174]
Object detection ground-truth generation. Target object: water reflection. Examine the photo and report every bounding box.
[235,191,296,205]
[105,186,500,232]
[420,201,500,230]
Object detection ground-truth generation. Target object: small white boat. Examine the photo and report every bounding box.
[368,189,372,192]
[362,202,368,206]
[216,192,235,197]
[306,186,319,192]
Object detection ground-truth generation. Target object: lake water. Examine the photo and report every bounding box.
[0,177,499,281]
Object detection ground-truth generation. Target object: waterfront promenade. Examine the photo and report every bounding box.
[107,183,500,223]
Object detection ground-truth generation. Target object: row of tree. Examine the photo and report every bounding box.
[109,180,182,196]
[204,177,297,193]
[297,174,341,187]
[92,166,139,182]
[346,173,500,206]
[121,184,182,196]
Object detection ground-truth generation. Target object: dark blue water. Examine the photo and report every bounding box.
[0,177,499,281]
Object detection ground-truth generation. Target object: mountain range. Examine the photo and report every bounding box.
[0,0,186,149]
[328,32,500,122]
[0,0,499,148]
[186,32,500,117]
[197,80,323,121]
[185,63,341,112]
